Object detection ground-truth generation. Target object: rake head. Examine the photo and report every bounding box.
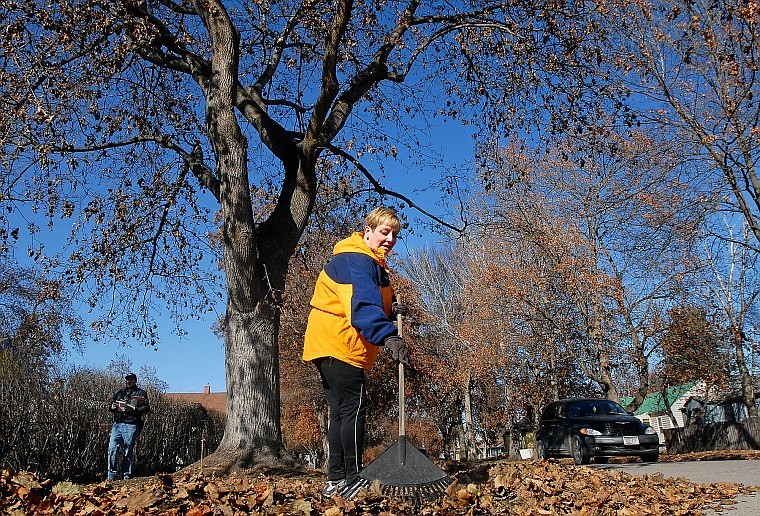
[339,436,453,503]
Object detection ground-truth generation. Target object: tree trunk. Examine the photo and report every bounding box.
[199,0,315,464]
[586,310,620,403]
[508,427,522,460]
[626,307,650,412]
[463,373,478,460]
[549,340,559,401]
[202,150,313,470]
[214,301,284,466]
[455,423,465,461]
[733,326,759,419]
[315,400,329,469]
[197,0,288,467]
[439,417,457,461]
[597,347,620,404]
[662,383,680,426]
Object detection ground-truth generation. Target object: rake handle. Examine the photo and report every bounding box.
[396,296,405,439]
[396,296,407,465]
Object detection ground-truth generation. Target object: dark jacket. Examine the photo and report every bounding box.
[109,386,150,425]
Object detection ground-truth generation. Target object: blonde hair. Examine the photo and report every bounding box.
[364,206,401,233]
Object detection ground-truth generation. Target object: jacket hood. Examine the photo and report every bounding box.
[333,232,388,264]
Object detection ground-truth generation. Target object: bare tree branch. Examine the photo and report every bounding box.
[323,143,465,233]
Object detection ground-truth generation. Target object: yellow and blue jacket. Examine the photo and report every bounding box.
[303,232,396,370]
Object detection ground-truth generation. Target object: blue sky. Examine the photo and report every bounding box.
[9,117,477,394]
[70,312,226,393]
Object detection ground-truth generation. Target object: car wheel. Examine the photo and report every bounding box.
[641,452,659,463]
[571,435,590,465]
[535,439,547,460]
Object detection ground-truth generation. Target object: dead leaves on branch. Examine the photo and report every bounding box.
[2,459,758,515]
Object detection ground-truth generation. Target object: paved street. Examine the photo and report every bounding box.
[591,460,760,515]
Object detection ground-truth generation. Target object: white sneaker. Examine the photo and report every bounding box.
[322,479,346,497]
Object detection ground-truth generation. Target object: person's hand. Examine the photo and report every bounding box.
[383,335,410,366]
[391,302,408,317]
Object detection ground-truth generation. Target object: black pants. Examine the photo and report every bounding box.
[316,357,367,482]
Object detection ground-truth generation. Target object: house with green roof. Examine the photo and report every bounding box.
[620,380,706,444]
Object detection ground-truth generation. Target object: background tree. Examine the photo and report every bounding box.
[656,304,729,396]
[601,0,760,246]
[462,217,592,447]
[699,219,759,417]
[470,121,705,410]
[0,261,83,384]
[401,244,483,459]
[1,0,603,467]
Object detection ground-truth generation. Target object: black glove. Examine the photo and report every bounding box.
[383,335,410,366]
[391,302,408,317]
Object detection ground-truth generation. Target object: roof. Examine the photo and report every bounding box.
[620,381,700,415]
[165,391,227,414]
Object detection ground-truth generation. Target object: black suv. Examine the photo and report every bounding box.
[535,398,659,465]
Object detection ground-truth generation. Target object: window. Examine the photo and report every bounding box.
[541,403,560,421]
[705,405,724,423]
[732,403,747,422]
[657,416,672,430]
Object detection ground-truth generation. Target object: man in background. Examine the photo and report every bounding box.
[107,372,150,480]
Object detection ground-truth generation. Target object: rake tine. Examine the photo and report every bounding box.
[341,476,453,504]
[338,478,367,500]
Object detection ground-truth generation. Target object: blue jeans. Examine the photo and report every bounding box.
[107,423,140,480]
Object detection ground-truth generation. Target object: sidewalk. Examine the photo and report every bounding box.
[592,460,760,515]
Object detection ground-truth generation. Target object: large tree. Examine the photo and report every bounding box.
[1,0,599,466]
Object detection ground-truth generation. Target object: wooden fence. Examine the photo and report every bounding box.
[664,417,760,454]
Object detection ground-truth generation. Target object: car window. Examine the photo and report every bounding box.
[568,403,584,417]
[541,403,559,420]
[568,400,628,417]
[601,401,628,415]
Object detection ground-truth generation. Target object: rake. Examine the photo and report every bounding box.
[340,306,453,502]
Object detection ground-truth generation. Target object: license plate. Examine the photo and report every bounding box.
[623,436,639,446]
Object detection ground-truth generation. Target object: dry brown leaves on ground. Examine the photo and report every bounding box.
[1,458,757,515]
[527,449,760,466]
[658,450,760,462]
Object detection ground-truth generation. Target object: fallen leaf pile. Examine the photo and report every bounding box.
[597,449,760,465]
[658,449,760,462]
[1,456,758,515]
[463,461,757,515]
